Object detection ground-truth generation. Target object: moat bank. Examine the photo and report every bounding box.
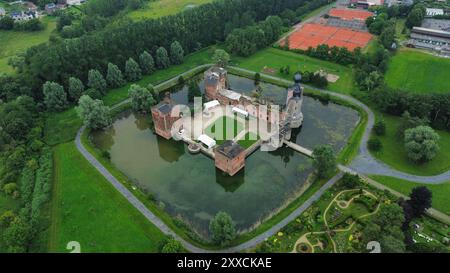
[90,75,359,237]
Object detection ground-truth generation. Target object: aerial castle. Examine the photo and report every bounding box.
[204,67,304,147]
[151,66,304,176]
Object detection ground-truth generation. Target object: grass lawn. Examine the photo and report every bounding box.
[128,0,213,20]
[45,48,213,146]
[0,16,56,74]
[233,47,357,94]
[385,49,450,93]
[205,116,244,144]
[370,113,450,176]
[369,175,450,215]
[49,143,166,252]
[238,132,259,149]
[395,18,409,42]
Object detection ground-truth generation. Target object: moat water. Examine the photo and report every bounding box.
[91,74,360,237]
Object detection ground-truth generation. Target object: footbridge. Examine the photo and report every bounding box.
[283,140,313,157]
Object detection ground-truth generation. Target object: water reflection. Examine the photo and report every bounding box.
[91,74,359,236]
[215,168,245,193]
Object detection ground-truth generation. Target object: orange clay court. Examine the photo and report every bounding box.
[285,23,373,51]
[328,8,373,21]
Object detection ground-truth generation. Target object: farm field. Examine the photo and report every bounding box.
[370,175,450,215]
[49,143,166,253]
[0,16,56,74]
[234,47,357,94]
[128,0,213,20]
[385,49,450,94]
[371,113,450,176]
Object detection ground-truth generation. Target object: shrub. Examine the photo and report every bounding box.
[368,138,382,151]
[3,183,17,196]
[373,119,386,136]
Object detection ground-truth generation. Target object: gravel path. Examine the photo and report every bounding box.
[76,122,344,253]
[74,65,449,252]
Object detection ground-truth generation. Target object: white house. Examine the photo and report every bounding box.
[66,0,82,5]
[426,8,444,17]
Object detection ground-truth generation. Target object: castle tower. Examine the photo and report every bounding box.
[151,92,181,139]
[286,73,304,129]
[204,66,227,100]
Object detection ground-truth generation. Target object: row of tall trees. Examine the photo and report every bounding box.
[226,16,284,56]
[19,0,327,97]
[370,89,450,131]
[40,43,182,112]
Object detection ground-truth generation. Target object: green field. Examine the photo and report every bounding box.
[128,0,213,20]
[0,16,56,74]
[371,113,450,176]
[238,132,259,149]
[385,49,450,93]
[370,175,450,215]
[206,116,244,144]
[234,48,357,94]
[49,143,166,253]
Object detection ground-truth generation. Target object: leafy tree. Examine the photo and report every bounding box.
[43,81,68,111]
[88,69,107,95]
[0,16,14,30]
[406,6,425,28]
[170,41,184,65]
[57,12,73,31]
[161,236,184,253]
[340,173,360,189]
[380,26,396,49]
[380,235,406,253]
[128,84,155,112]
[128,0,143,10]
[409,242,448,253]
[374,203,405,230]
[76,95,112,130]
[106,62,125,88]
[139,51,155,74]
[187,80,201,102]
[312,145,336,178]
[373,119,386,136]
[362,222,381,244]
[2,217,31,253]
[408,186,432,218]
[84,88,102,100]
[156,47,170,69]
[212,49,230,67]
[404,126,440,163]
[397,111,428,139]
[362,203,406,252]
[3,183,17,196]
[0,211,16,228]
[68,77,84,101]
[209,211,236,246]
[368,137,382,151]
[125,58,142,82]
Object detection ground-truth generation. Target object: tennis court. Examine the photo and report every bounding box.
[285,23,373,51]
[328,8,373,21]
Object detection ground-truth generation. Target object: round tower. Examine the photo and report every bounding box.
[286,73,304,129]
